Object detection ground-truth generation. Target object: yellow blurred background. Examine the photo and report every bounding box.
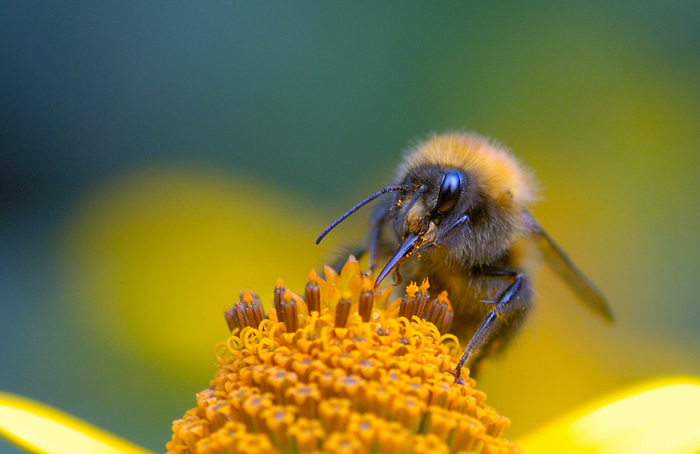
[1,3,698,452]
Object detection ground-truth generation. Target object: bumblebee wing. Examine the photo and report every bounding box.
[529,217,614,322]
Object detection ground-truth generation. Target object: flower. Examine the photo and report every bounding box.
[166,256,520,454]
[0,253,699,453]
[0,391,152,454]
[0,259,700,454]
[3,381,700,454]
[516,377,700,454]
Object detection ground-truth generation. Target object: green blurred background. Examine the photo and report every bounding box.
[1,2,698,452]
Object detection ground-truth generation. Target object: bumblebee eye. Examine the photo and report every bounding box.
[436,171,462,213]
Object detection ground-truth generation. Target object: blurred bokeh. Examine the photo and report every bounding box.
[1,2,698,452]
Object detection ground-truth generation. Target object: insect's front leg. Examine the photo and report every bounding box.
[329,203,391,273]
[367,202,390,271]
[453,271,531,384]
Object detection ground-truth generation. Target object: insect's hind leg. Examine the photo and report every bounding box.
[454,274,532,384]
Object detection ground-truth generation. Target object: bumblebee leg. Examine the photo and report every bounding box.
[454,274,530,384]
[330,246,368,272]
[330,203,389,273]
[368,203,389,271]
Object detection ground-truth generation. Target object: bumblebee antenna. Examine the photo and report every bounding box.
[315,185,409,244]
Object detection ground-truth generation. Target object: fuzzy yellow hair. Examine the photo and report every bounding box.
[400,132,537,206]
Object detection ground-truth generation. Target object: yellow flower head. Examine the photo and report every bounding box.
[166,256,521,454]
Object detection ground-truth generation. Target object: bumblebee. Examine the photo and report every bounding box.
[316,132,613,382]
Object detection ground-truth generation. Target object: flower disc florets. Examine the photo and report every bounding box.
[166,256,521,454]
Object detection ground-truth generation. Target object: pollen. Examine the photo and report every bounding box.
[166,255,522,454]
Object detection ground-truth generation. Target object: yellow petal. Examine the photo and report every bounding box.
[0,391,153,454]
[516,377,700,454]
